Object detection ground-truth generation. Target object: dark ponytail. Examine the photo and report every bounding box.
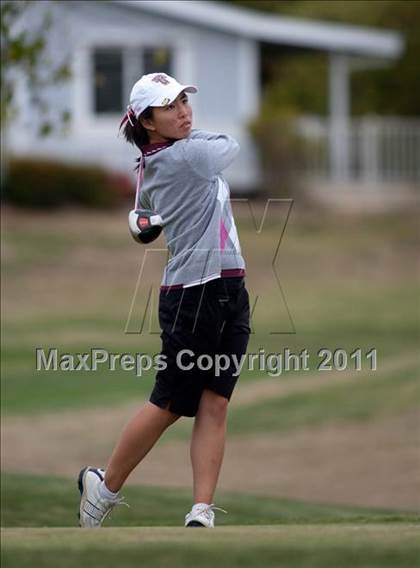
[123,107,154,150]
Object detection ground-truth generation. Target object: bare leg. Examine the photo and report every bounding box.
[190,389,228,504]
[104,401,180,493]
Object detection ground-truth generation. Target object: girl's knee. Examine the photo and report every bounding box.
[200,390,229,423]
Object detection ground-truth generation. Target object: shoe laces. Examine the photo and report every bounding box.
[101,496,130,523]
[193,503,227,520]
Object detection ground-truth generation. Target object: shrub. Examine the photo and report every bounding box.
[2,158,131,209]
[249,108,310,198]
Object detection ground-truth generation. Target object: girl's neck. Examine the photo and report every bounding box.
[148,132,170,144]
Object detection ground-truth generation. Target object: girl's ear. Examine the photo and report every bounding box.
[140,116,155,132]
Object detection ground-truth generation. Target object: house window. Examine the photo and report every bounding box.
[93,48,123,114]
[143,47,172,75]
[92,46,172,116]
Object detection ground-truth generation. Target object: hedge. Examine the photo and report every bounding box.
[2,158,133,209]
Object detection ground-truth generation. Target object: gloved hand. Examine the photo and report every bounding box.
[128,209,163,244]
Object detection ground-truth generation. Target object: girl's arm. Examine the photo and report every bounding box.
[188,129,225,141]
[181,133,240,180]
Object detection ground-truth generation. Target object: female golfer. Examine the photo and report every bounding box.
[78,73,250,528]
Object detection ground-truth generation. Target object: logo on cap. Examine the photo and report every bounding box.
[160,97,170,105]
[152,74,170,85]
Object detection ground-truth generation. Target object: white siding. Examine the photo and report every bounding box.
[7,1,261,191]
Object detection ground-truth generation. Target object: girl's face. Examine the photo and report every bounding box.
[141,91,193,143]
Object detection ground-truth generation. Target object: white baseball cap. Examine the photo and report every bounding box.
[129,73,198,118]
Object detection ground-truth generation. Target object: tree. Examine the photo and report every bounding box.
[1,0,71,136]
[224,0,420,116]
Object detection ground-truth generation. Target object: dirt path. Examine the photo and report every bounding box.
[2,354,419,511]
[3,409,419,511]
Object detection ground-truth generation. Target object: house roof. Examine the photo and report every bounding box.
[115,0,403,59]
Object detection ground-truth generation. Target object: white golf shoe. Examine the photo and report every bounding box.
[185,503,227,528]
[78,466,126,528]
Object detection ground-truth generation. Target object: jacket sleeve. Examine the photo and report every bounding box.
[181,133,240,180]
[188,129,227,141]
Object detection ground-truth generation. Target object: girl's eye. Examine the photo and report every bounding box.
[164,98,187,111]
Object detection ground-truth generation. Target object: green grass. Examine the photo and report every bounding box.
[2,209,419,567]
[1,352,297,415]
[2,525,420,568]
[2,269,418,415]
[2,207,419,415]
[2,322,419,416]
[226,362,420,436]
[2,471,419,568]
[2,473,418,529]
[1,365,155,415]
[2,328,418,417]
[151,359,420,442]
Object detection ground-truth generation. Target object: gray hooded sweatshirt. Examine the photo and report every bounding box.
[138,129,246,289]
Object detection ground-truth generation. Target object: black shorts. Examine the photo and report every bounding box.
[149,277,251,417]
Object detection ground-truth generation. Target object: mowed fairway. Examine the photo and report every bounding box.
[2,471,419,567]
[2,525,420,568]
[2,204,419,567]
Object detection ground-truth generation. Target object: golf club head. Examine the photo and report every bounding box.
[128,209,163,244]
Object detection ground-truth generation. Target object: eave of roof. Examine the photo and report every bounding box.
[114,0,403,59]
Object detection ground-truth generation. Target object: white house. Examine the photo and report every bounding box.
[7,0,404,191]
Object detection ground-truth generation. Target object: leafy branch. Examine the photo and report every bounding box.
[1,0,71,136]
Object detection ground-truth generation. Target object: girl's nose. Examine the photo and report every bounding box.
[177,104,187,118]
